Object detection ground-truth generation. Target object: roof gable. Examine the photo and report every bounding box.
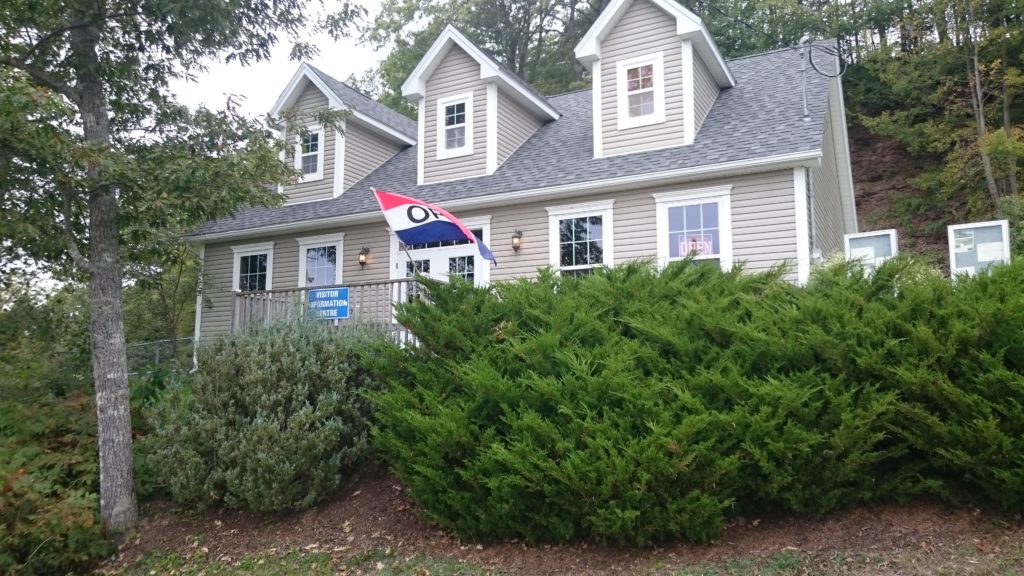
[270,63,417,144]
[401,24,560,121]
[575,0,735,88]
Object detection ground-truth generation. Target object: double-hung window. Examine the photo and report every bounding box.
[295,126,324,182]
[547,201,615,277]
[436,93,474,159]
[231,242,275,292]
[297,234,344,288]
[616,52,666,130]
[653,187,733,270]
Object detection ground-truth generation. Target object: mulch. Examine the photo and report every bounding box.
[108,466,1024,575]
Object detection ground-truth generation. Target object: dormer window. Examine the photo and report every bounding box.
[616,52,665,130]
[436,92,474,159]
[295,126,324,182]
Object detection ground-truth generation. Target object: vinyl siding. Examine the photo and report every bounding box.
[600,0,685,155]
[479,170,797,281]
[693,56,719,133]
[423,46,488,183]
[496,89,543,165]
[198,224,394,337]
[344,122,404,190]
[811,86,844,256]
[283,84,336,204]
[198,171,799,338]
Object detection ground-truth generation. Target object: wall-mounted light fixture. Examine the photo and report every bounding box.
[358,246,370,268]
[511,230,523,252]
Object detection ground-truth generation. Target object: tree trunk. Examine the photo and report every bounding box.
[1002,26,1019,196]
[70,24,138,534]
[968,47,1002,209]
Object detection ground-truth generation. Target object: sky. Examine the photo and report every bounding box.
[169,0,387,118]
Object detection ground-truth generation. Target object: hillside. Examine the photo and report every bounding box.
[849,122,950,264]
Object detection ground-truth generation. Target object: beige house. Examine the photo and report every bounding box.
[187,0,857,341]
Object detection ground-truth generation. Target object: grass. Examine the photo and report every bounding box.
[107,548,502,576]
[107,544,1024,576]
[668,546,1024,576]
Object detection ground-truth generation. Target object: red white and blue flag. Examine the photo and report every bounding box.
[372,188,496,263]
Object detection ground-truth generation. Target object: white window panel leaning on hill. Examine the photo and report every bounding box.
[436,92,474,159]
[653,187,733,271]
[617,52,666,130]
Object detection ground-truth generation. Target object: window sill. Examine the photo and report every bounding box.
[436,146,474,160]
[617,112,667,131]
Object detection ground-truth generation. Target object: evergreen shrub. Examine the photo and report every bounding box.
[373,258,1024,545]
[147,320,387,513]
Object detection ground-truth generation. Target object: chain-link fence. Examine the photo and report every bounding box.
[126,337,194,377]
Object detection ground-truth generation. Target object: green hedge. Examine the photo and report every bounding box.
[373,258,1024,545]
[146,320,388,513]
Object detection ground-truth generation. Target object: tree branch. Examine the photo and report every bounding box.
[0,56,79,102]
[62,191,93,274]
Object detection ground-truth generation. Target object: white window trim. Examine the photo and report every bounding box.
[653,186,733,271]
[297,233,345,288]
[546,200,615,274]
[388,216,492,286]
[295,125,325,183]
[231,241,275,292]
[436,92,474,160]
[616,52,666,131]
[844,229,898,266]
[947,219,1011,276]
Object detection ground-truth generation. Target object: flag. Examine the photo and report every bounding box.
[372,188,496,263]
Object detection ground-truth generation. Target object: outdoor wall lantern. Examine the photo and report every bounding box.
[511,230,523,252]
[358,246,370,268]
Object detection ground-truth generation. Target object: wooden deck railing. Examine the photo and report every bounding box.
[231,278,417,344]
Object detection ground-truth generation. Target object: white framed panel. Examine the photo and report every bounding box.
[844,229,898,271]
[948,219,1010,276]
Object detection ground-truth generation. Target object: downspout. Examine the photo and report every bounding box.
[191,242,205,372]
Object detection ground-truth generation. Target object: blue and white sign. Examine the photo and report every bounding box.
[308,287,350,320]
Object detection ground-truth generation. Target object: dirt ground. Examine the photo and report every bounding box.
[109,466,1024,576]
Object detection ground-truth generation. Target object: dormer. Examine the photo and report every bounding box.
[271,64,417,204]
[402,25,560,185]
[575,0,735,157]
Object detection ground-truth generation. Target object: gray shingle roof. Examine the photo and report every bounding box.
[307,65,417,139]
[192,45,834,238]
